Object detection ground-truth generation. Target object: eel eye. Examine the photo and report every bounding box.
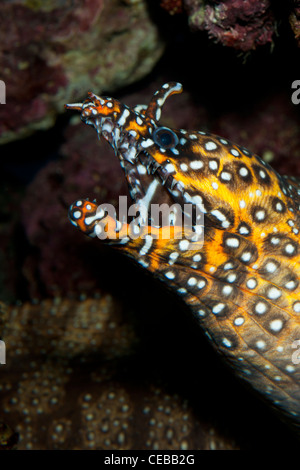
[153,126,179,149]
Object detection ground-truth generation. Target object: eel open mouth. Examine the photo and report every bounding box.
[65,83,202,239]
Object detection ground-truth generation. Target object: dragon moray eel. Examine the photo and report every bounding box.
[65,82,300,431]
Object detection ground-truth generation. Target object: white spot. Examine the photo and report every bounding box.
[76,201,83,206]
[240,252,251,262]
[197,309,206,317]
[169,252,179,265]
[212,182,218,190]
[209,160,218,170]
[94,224,102,236]
[198,280,206,289]
[239,225,250,235]
[239,167,248,177]
[256,189,262,197]
[255,301,268,315]
[137,165,147,175]
[211,210,227,222]
[239,200,246,209]
[73,211,81,219]
[220,171,232,181]
[139,235,153,256]
[286,365,295,373]
[205,141,217,151]
[222,285,233,296]
[230,148,239,157]
[224,262,233,270]
[284,243,296,255]
[267,287,281,300]
[165,163,176,173]
[180,163,189,172]
[259,170,267,179]
[255,209,266,221]
[227,273,237,283]
[222,338,232,348]
[187,277,197,286]
[193,254,201,262]
[269,318,283,332]
[285,280,297,290]
[190,160,204,170]
[165,271,175,280]
[179,240,189,251]
[293,301,300,313]
[234,317,244,326]
[246,278,257,289]
[138,259,149,268]
[118,108,130,126]
[177,288,187,294]
[225,237,240,248]
[212,303,225,314]
[141,139,154,148]
[265,262,277,273]
[256,340,266,350]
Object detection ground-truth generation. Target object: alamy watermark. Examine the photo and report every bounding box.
[0,80,5,104]
[291,80,300,105]
[91,196,205,249]
[292,340,300,365]
[0,340,5,364]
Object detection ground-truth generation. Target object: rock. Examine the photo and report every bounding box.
[0,0,165,144]
[184,0,275,51]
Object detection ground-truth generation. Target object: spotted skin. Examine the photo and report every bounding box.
[65,83,300,431]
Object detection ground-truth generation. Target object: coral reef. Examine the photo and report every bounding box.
[0,0,164,144]
[184,0,275,51]
[160,0,183,15]
[290,0,300,45]
[0,421,19,450]
[0,297,238,450]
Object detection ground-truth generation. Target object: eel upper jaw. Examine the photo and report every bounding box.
[81,110,186,225]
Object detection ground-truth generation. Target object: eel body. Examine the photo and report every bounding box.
[65,83,300,431]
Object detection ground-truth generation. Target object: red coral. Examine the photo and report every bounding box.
[184,0,275,51]
[160,0,183,15]
[290,0,300,45]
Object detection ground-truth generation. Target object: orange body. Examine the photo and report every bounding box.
[66,83,300,431]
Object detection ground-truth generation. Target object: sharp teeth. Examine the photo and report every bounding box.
[150,162,160,174]
[170,178,177,190]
